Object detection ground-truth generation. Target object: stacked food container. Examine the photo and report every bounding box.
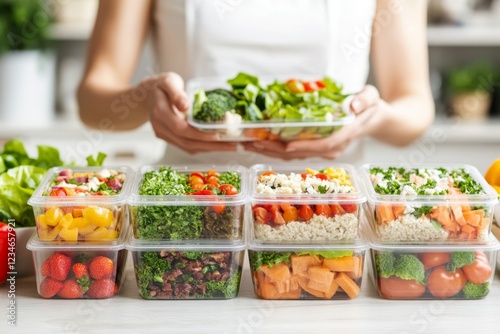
[126,165,247,299]
[26,166,132,299]
[359,164,500,300]
[247,164,368,299]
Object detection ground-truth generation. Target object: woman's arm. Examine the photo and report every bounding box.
[78,0,153,130]
[243,0,434,159]
[78,0,237,153]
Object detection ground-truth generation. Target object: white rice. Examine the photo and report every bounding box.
[377,215,449,241]
[254,213,358,241]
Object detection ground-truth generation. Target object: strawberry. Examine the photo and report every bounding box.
[57,279,86,299]
[85,278,117,299]
[72,263,89,280]
[42,253,72,281]
[39,277,64,298]
[88,256,114,280]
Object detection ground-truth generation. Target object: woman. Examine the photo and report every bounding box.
[78,0,434,166]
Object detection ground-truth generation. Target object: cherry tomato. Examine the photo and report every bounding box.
[206,175,219,184]
[462,251,492,284]
[50,188,67,197]
[190,183,206,192]
[303,81,319,92]
[281,205,298,223]
[315,204,332,217]
[331,204,346,216]
[211,204,226,214]
[189,172,206,183]
[379,277,425,299]
[300,173,309,180]
[285,79,305,94]
[189,175,205,187]
[299,205,314,221]
[421,252,451,271]
[219,184,238,195]
[314,173,330,181]
[206,170,220,177]
[262,204,280,214]
[427,266,466,298]
[315,80,326,89]
[340,203,357,214]
[192,190,213,196]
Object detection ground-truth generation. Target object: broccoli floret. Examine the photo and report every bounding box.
[394,254,425,284]
[449,251,475,271]
[193,89,237,122]
[375,251,396,278]
[462,282,489,299]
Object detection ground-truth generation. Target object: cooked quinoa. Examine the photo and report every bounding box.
[254,213,358,241]
[376,214,449,241]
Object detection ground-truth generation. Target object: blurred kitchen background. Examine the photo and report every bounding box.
[0,0,499,170]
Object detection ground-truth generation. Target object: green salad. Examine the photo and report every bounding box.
[193,72,349,123]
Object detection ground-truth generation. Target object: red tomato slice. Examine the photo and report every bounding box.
[253,207,269,224]
[315,204,332,217]
[331,204,346,216]
[300,173,309,180]
[314,173,330,181]
[189,172,206,182]
[50,188,67,197]
[206,170,220,177]
[219,184,238,195]
[189,175,205,187]
[340,204,357,214]
[299,205,314,221]
[303,81,319,92]
[315,80,326,89]
[281,205,298,222]
[211,204,226,214]
[271,210,286,225]
[192,190,213,196]
[258,171,276,181]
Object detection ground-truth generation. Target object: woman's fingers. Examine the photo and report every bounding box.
[350,84,380,114]
[157,72,190,111]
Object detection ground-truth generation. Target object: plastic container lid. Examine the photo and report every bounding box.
[27,227,129,251]
[128,164,248,206]
[359,164,499,206]
[126,236,246,252]
[28,166,134,206]
[185,76,355,131]
[364,223,500,251]
[250,163,366,204]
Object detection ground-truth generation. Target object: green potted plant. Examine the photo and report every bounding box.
[447,62,494,120]
[0,0,55,125]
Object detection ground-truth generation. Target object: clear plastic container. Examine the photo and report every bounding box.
[128,165,247,240]
[186,76,355,142]
[250,164,366,242]
[126,237,245,300]
[359,164,498,243]
[27,229,128,299]
[366,226,500,300]
[248,228,368,300]
[28,166,133,242]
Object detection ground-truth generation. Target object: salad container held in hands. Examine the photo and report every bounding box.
[366,226,500,300]
[128,165,247,240]
[359,164,498,243]
[250,164,366,242]
[186,73,355,142]
[27,229,129,299]
[28,166,133,242]
[127,237,245,300]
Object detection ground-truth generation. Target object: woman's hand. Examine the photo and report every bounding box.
[149,72,238,154]
[242,85,383,160]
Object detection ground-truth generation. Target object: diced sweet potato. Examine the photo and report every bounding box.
[376,205,395,224]
[323,256,359,273]
[335,272,360,299]
[392,205,406,218]
[291,255,322,277]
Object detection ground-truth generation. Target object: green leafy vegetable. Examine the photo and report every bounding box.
[218,171,241,191]
[295,250,353,259]
[86,152,107,167]
[249,251,292,269]
[412,206,435,218]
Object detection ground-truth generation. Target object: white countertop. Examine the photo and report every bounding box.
[1,255,500,334]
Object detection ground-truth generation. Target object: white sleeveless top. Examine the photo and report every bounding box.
[152,0,376,167]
